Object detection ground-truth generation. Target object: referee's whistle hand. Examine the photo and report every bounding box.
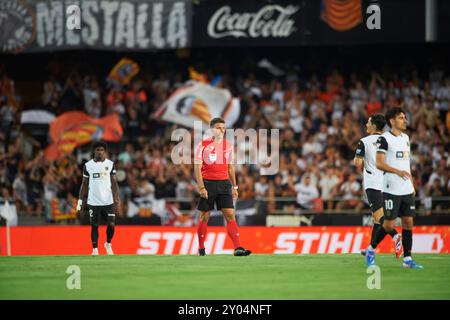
[200,189,208,199]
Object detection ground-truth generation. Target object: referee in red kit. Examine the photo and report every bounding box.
[194,117,251,256]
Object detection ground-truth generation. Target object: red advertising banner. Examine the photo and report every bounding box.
[0,226,449,256]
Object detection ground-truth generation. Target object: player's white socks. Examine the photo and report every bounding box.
[403,256,412,262]
[92,248,99,256]
[367,245,374,251]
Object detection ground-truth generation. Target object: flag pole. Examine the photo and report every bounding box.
[6,220,11,256]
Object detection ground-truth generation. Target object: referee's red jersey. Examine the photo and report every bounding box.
[194,137,233,180]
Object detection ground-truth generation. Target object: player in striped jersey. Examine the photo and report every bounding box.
[354,114,402,259]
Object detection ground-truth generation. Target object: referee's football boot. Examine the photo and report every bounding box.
[402,258,423,269]
[198,248,206,256]
[233,247,252,256]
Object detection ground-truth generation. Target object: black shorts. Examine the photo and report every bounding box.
[88,204,116,225]
[382,193,416,220]
[365,188,384,213]
[197,179,234,212]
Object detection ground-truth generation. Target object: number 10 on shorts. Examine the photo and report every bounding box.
[384,199,393,210]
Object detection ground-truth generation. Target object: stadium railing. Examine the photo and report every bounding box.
[163,196,450,215]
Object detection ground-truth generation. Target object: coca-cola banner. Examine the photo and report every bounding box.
[192,0,429,46]
[193,0,304,46]
[1,226,449,255]
[0,0,191,53]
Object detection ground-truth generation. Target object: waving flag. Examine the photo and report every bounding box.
[108,58,140,86]
[51,198,78,221]
[44,112,123,161]
[20,108,56,136]
[0,201,18,226]
[189,67,208,83]
[154,81,240,129]
[321,0,362,31]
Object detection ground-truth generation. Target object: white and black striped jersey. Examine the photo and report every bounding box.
[355,134,384,191]
[376,131,414,196]
[83,159,116,206]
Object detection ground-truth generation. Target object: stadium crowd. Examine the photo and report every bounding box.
[0,50,449,223]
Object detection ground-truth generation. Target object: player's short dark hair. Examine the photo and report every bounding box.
[91,141,108,151]
[385,107,406,127]
[210,117,225,128]
[369,114,386,131]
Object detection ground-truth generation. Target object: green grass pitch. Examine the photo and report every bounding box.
[1,254,449,299]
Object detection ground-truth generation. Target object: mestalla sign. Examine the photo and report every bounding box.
[0,0,192,53]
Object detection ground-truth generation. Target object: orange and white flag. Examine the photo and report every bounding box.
[154,81,240,129]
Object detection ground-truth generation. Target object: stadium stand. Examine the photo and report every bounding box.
[0,45,449,226]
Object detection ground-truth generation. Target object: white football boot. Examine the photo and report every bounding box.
[104,242,114,255]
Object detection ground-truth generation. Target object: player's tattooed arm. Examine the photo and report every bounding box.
[110,174,121,214]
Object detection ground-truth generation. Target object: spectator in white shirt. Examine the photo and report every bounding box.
[294,175,319,210]
[302,135,323,157]
[319,167,341,211]
[12,171,27,214]
[336,174,364,211]
[255,175,270,200]
[136,178,155,202]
